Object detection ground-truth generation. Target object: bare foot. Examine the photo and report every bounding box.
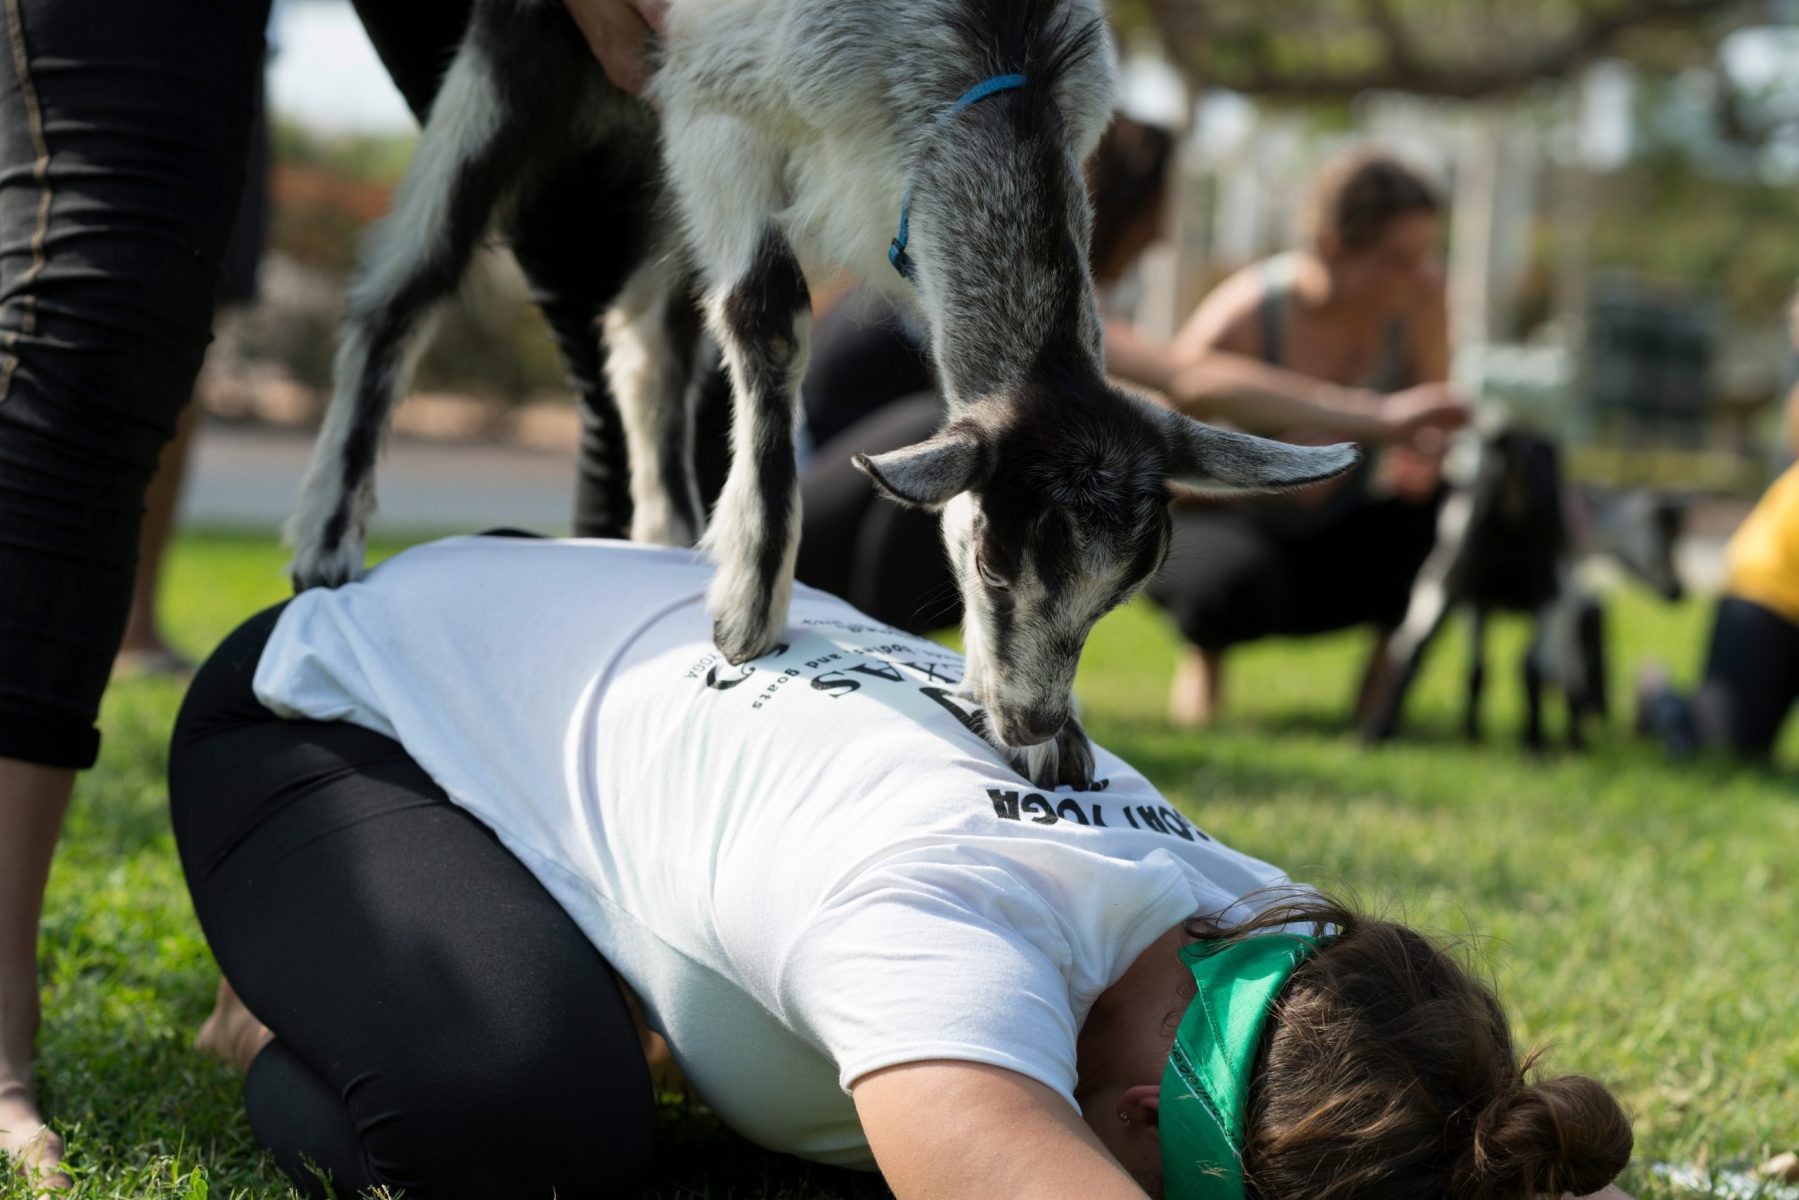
[1,764,74,1190]
[194,979,272,1074]
[615,977,688,1094]
[0,1084,69,1192]
[111,636,195,681]
[1167,648,1223,730]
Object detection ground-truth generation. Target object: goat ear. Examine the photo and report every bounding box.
[1162,412,1361,496]
[853,431,984,510]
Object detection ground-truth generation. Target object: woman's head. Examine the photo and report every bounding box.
[1202,894,1632,1200]
[1301,150,1444,310]
[1087,115,1177,285]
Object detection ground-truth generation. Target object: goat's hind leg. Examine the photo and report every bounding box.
[605,262,707,547]
[1522,626,1548,751]
[288,38,540,589]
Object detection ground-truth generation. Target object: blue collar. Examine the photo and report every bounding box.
[888,73,1029,283]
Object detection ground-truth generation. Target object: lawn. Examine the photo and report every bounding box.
[12,529,1797,1199]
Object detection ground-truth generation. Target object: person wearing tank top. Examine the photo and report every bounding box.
[1638,345,1799,760]
[1141,150,1471,730]
[793,125,1468,638]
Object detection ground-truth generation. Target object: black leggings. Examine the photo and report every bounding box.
[800,296,932,450]
[1692,596,1799,758]
[792,295,958,633]
[1146,490,1443,650]
[0,0,643,769]
[169,607,653,1199]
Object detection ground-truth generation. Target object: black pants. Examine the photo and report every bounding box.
[801,296,932,450]
[0,0,642,769]
[797,393,957,633]
[1691,596,1799,758]
[793,295,956,633]
[169,607,653,1199]
[0,0,273,767]
[1146,488,1443,651]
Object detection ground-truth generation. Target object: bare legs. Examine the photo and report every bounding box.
[9,396,199,1188]
[193,980,272,1075]
[0,758,74,1189]
[1167,646,1224,729]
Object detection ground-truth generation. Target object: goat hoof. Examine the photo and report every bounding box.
[712,615,780,666]
[1052,720,1096,791]
[1008,718,1097,791]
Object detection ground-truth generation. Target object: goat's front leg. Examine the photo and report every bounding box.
[1363,489,1474,744]
[701,228,812,664]
[1464,607,1488,741]
[1363,568,1461,744]
[1568,596,1610,748]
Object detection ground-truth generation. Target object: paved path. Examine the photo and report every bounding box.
[179,421,578,536]
[181,419,1736,589]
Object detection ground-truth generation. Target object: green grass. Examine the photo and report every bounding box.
[14,530,1797,1199]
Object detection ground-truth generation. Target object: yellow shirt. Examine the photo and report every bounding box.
[1727,463,1799,625]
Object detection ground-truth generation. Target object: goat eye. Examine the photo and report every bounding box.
[977,556,1010,591]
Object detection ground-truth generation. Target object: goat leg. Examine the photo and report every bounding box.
[1522,634,1548,751]
[1464,607,1487,741]
[606,260,707,547]
[1364,491,1473,743]
[701,227,811,664]
[289,36,543,588]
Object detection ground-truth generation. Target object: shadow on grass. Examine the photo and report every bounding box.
[644,1096,893,1200]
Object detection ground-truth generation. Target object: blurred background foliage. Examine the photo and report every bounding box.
[230,0,1799,480]
[1112,0,1752,99]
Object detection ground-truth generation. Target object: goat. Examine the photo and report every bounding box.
[1362,427,1686,748]
[284,0,1359,788]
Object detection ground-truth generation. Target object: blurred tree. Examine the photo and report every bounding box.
[1117,0,1763,99]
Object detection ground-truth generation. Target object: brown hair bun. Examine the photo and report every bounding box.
[1461,1067,1634,1199]
[1203,892,1634,1200]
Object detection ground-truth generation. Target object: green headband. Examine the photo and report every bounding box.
[1160,933,1322,1200]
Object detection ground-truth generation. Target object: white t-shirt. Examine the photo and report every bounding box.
[253,537,1292,1169]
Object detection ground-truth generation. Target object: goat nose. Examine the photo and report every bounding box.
[1016,707,1067,744]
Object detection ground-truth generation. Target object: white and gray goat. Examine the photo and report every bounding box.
[285,0,1359,787]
